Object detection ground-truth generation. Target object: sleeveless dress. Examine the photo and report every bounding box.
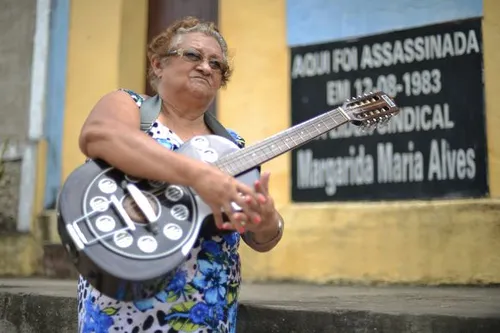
[77,89,246,333]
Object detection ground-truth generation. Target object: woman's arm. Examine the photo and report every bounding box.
[243,212,284,252]
[236,171,284,252]
[79,90,201,186]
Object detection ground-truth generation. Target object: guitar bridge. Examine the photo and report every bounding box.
[125,183,159,234]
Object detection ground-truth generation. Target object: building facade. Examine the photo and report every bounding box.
[2,0,499,284]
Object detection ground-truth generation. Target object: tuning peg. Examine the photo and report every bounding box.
[376,118,390,129]
[359,123,375,134]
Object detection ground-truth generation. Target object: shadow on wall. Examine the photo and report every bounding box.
[0,138,22,232]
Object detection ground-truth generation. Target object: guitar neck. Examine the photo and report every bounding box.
[214,106,350,176]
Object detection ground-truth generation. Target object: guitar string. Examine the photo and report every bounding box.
[118,102,391,214]
[214,109,348,175]
[213,98,395,175]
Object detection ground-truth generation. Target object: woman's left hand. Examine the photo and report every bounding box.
[224,171,279,234]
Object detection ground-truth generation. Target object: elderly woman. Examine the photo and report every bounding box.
[77,16,284,333]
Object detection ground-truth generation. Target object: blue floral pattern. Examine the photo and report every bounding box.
[80,298,117,333]
[77,89,245,333]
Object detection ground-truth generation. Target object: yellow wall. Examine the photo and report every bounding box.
[62,0,148,181]
[218,0,500,284]
[218,0,290,208]
[484,0,500,196]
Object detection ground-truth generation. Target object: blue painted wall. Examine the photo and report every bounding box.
[287,0,483,46]
[44,0,69,208]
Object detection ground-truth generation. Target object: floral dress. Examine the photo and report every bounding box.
[77,89,246,333]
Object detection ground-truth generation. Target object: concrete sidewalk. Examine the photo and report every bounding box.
[0,278,499,332]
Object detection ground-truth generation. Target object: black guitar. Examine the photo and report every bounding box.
[57,91,399,301]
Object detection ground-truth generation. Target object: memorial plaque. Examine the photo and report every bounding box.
[290,18,488,202]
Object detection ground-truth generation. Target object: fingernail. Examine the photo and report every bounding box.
[254,216,261,224]
[259,195,266,204]
[238,227,245,233]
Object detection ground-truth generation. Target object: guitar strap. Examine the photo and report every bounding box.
[139,94,162,132]
[139,94,238,145]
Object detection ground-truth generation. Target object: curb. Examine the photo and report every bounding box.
[1,292,500,333]
[237,302,500,333]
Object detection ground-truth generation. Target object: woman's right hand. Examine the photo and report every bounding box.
[189,164,260,233]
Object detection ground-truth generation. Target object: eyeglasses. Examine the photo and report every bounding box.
[167,48,228,74]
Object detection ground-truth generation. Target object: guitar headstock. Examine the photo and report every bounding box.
[342,91,400,128]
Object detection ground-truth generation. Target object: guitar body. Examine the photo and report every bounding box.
[57,135,260,301]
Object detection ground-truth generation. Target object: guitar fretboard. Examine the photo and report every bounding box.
[214,107,349,176]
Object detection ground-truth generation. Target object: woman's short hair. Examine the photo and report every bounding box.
[147,16,233,91]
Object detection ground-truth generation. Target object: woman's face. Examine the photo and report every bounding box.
[153,32,226,105]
